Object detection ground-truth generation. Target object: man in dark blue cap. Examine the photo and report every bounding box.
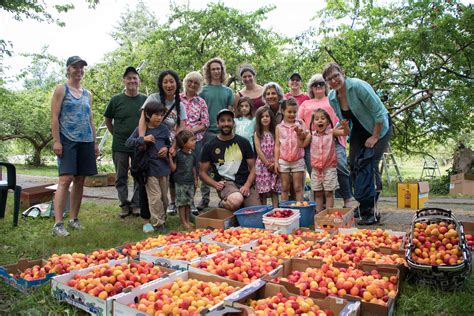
[104,66,148,218]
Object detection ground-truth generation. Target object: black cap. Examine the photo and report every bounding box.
[66,56,87,67]
[216,108,234,121]
[289,72,302,81]
[123,66,139,78]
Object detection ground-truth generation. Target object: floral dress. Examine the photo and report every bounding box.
[255,131,281,194]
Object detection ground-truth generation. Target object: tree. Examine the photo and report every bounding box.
[0,48,62,166]
[308,0,473,153]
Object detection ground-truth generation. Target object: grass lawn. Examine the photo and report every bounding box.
[0,199,473,315]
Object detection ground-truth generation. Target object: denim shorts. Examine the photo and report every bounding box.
[58,133,97,176]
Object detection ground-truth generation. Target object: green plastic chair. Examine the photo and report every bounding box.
[0,162,22,226]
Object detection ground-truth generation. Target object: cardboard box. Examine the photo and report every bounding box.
[315,208,355,231]
[19,184,55,211]
[223,280,360,316]
[397,182,429,209]
[449,173,474,195]
[113,270,245,316]
[139,241,231,271]
[50,258,175,316]
[0,258,55,292]
[188,248,286,285]
[196,208,237,230]
[264,259,399,316]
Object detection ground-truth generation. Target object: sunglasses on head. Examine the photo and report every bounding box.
[312,81,326,88]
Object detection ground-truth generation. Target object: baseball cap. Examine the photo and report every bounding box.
[216,108,234,121]
[123,66,139,78]
[289,72,302,81]
[66,56,87,67]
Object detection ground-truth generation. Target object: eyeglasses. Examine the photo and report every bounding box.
[187,80,200,86]
[325,73,341,82]
[312,82,326,88]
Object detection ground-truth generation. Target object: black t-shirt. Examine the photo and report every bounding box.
[172,150,196,185]
[201,134,255,186]
[341,108,372,140]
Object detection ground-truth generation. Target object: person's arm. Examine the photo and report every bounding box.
[240,158,256,197]
[169,152,177,172]
[88,92,99,157]
[233,92,240,113]
[199,161,224,190]
[125,128,145,148]
[192,165,198,191]
[228,89,235,110]
[333,120,350,137]
[192,99,210,134]
[50,84,65,157]
[299,131,311,148]
[104,117,113,134]
[274,127,281,174]
[138,111,147,138]
[253,132,268,165]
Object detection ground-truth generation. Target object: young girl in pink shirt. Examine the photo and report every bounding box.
[275,97,306,201]
[298,108,350,212]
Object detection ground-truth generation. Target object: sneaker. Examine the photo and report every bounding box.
[196,200,209,211]
[119,205,131,218]
[191,205,199,216]
[167,203,177,215]
[143,223,154,233]
[154,225,169,234]
[131,207,141,216]
[68,218,84,230]
[52,222,70,237]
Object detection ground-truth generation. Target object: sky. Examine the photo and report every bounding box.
[0,0,325,88]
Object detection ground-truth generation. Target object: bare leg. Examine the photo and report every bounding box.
[315,191,324,213]
[259,194,267,206]
[292,172,304,201]
[325,191,335,209]
[280,173,290,201]
[170,186,176,205]
[178,206,187,228]
[54,175,73,223]
[69,176,85,220]
[271,192,279,209]
[184,206,194,229]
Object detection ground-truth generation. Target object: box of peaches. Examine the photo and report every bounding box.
[0,248,125,293]
[315,208,355,231]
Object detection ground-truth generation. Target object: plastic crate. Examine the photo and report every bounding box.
[279,200,316,227]
[405,208,472,290]
[234,205,272,229]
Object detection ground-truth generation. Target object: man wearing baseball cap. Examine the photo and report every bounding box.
[104,66,147,218]
[199,109,261,211]
[285,72,310,105]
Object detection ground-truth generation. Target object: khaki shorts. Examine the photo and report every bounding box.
[218,181,261,207]
[311,168,339,191]
[278,158,305,173]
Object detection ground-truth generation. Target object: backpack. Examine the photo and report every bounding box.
[130,144,150,186]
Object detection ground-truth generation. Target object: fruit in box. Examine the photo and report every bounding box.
[302,241,406,267]
[252,234,313,258]
[331,228,403,250]
[324,211,343,218]
[277,263,398,305]
[410,222,463,265]
[266,209,294,218]
[17,249,125,281]
[466,234,473,251]
[192,249,282,283]
[248,292,334,315]
[151,242,223,261]
[209,228,271,245]
[289,201,310,207]
[293,229,330,240]
[121,229,214,257]
[67,261,164,298]
[128,278,239,315]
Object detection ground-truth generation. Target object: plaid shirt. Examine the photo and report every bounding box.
[180,93,209,142]
[311,127,337,174]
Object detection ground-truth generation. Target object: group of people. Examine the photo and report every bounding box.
[50,55,392,237]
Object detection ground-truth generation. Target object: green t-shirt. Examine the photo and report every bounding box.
[104,93,147,152]
[200,84,234,133]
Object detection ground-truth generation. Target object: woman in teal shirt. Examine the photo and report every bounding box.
[322,62,392,225]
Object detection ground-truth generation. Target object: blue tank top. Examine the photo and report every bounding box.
[59,84,94,142]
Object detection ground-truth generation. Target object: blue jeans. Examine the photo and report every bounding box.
[304,143,352,200]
